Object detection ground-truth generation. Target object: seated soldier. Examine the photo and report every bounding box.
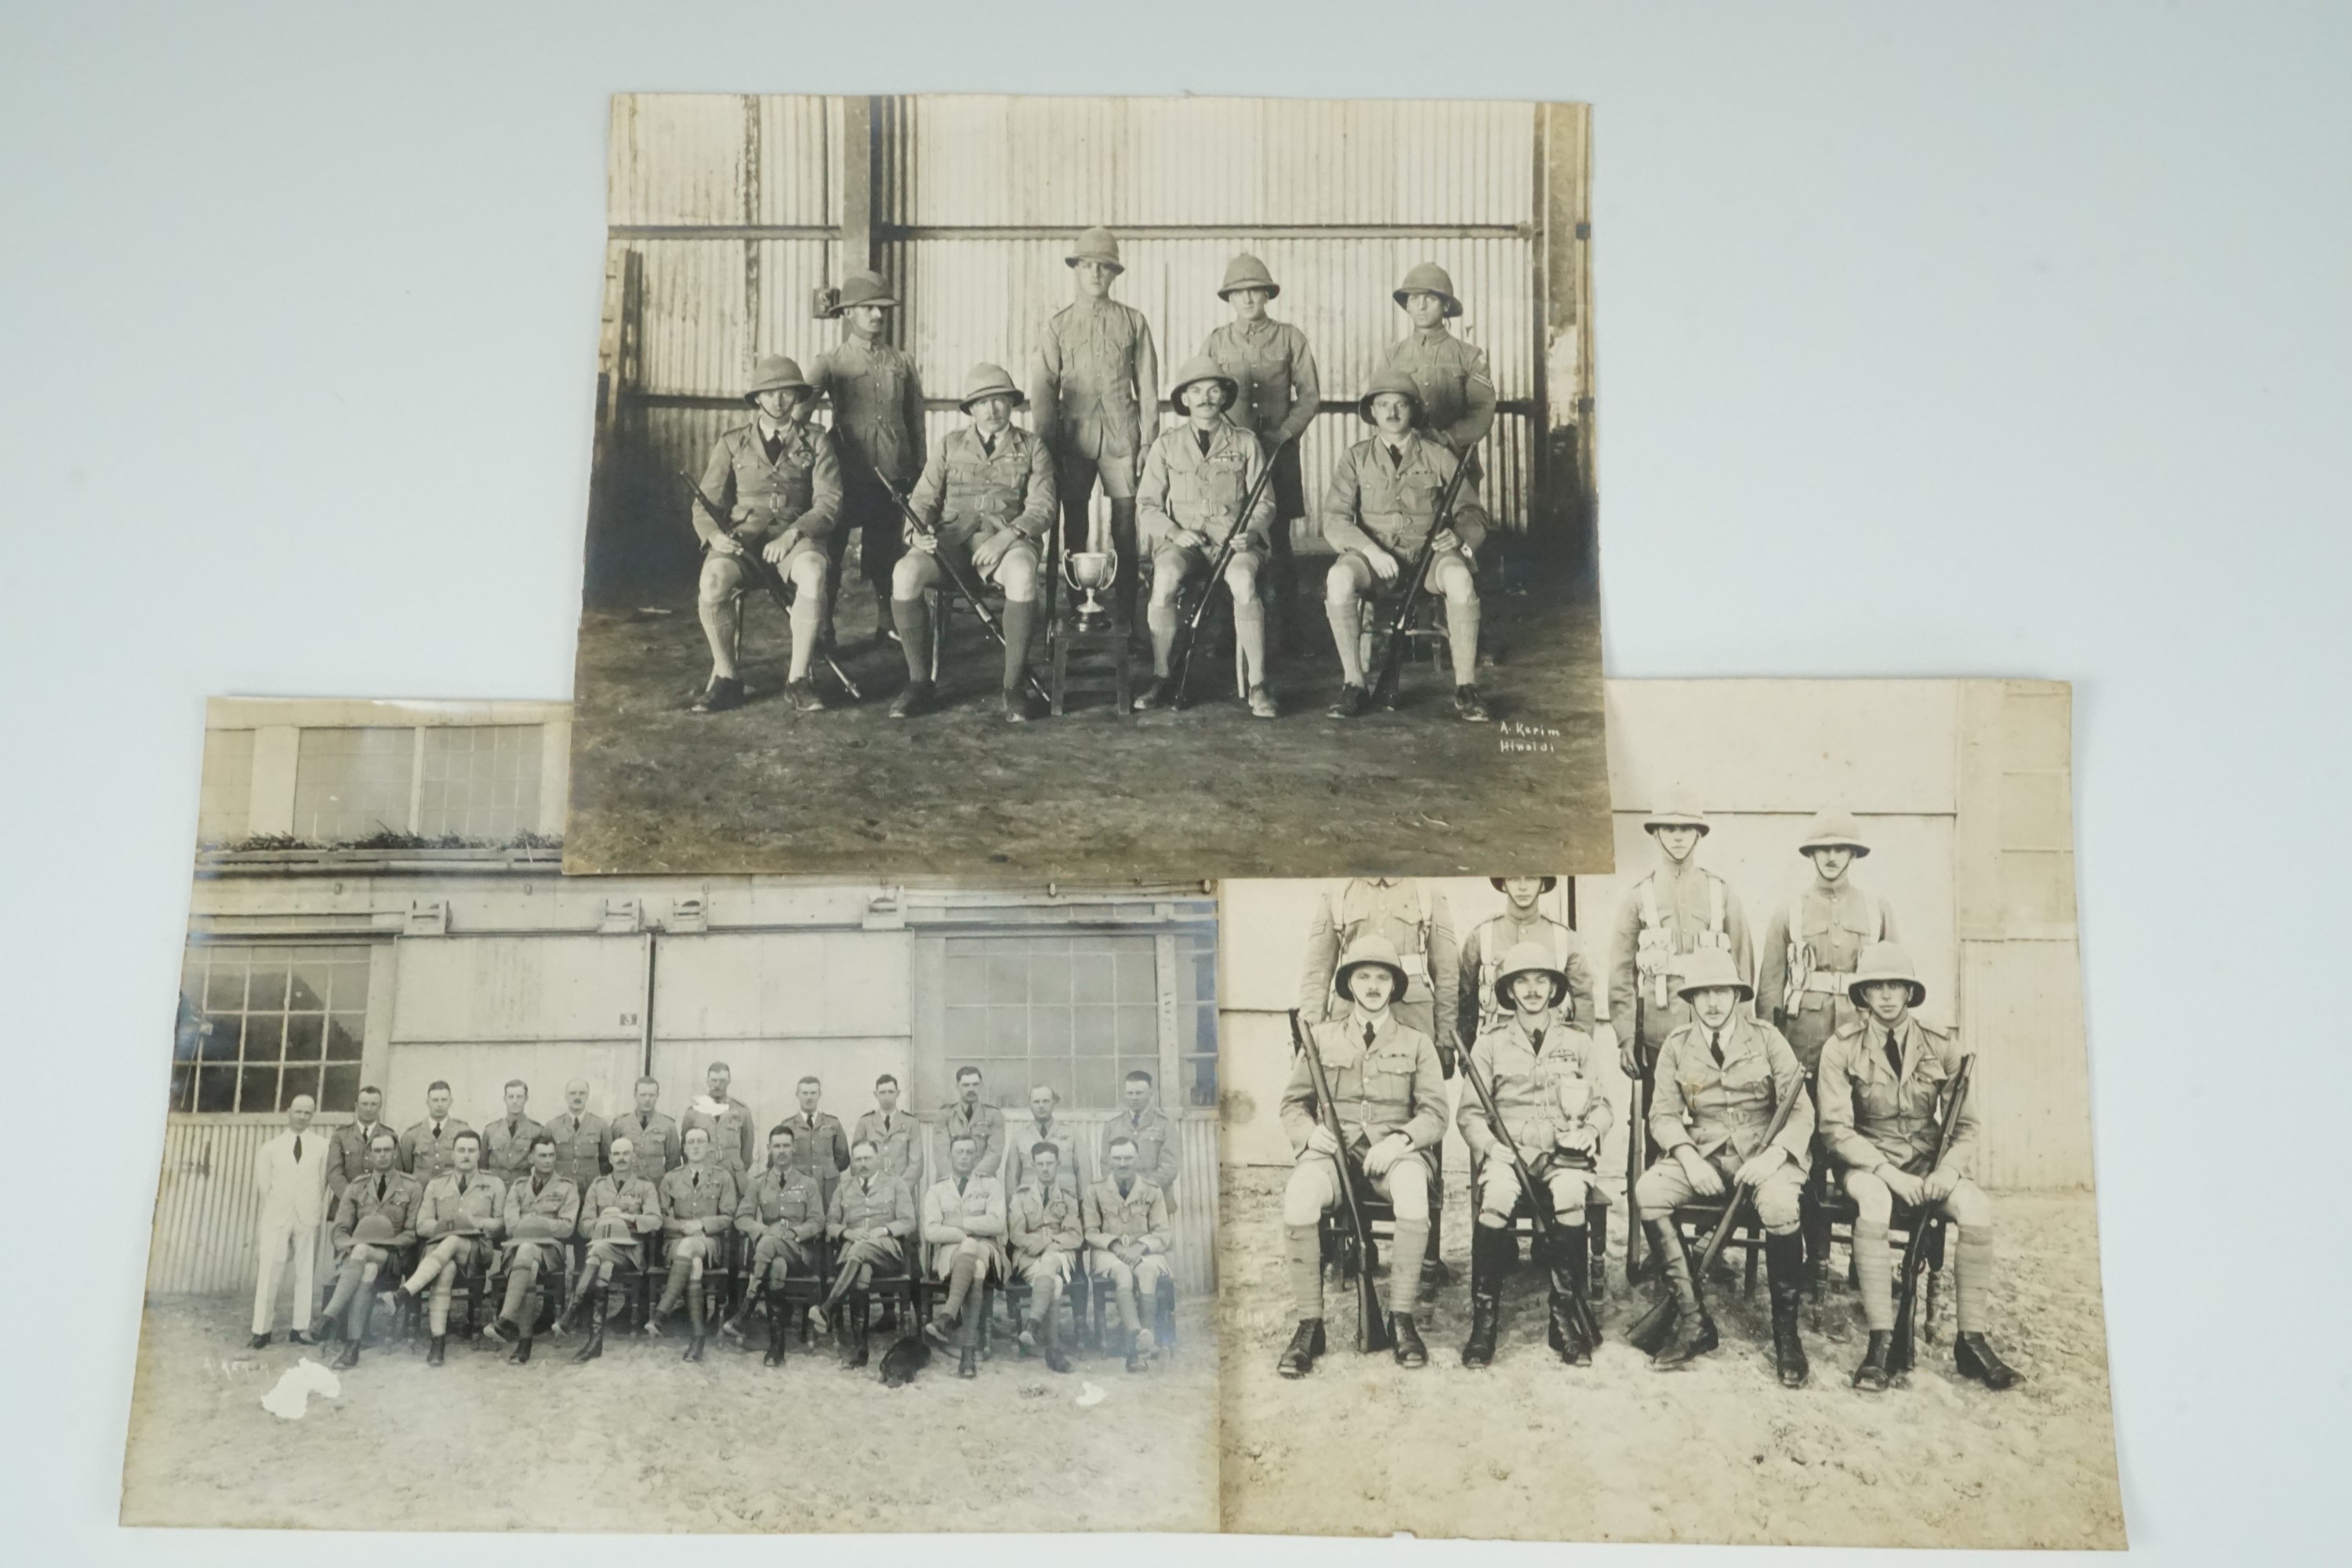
[1319,369,1490,723]
[315,1129,421,1370]
[1818,942,2020,1394]
[889,363,1058,722]
[821,1138,919,1368]
[1634,949,1817,1386]
[654,1125,739,1362]
[557,1132,662,1363]
[1086,1134,1174,1373]
[485,1133,579,1364]
[920,1131,1008,1379]
[1276,935,1450,1376]
[722,1123,826,1366]
[388,1129,504,1367]
[1457,941,1612,1370]
[1133,356,1278,716]
[1009,1141,1083,1374]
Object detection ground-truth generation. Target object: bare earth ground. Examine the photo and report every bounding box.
[563,557,1606,883]
[121,1296,1218,1534]
[1216,1167,2125,1549]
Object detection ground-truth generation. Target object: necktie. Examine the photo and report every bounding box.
[1386,443,1403,469]
[1119,1178,1133,1199]
[292,1135,302,1163]
[639,1114,648,1131]
[981,434,996,457]
[1709,1031,1726,1069]
[459,1176,469,1196]
[1363,1022,1377,1047]
[376,1176,386,1202]
[762,429,785,463]
[1530,1029,1546,1052]
[1883,1031,1904,1080]
[1196,428,1212,456]
[509,1117,519,1139]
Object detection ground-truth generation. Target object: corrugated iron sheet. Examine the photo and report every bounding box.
[609,93,840,228]
[147,1115,339,1296]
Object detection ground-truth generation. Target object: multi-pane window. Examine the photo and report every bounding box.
[174,944,369,1113]
[292,728,415,841]
[943,935,1160,1109]
[419,725,542,838]
[196,728,254,844]
[1177,930,1218,1109]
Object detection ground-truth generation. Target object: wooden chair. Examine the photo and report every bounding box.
[1809,1181,1952,1341]
[1085,1250,1178,1361]
[928,525,1062,706]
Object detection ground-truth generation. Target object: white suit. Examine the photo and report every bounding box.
[251,1127,329,1334]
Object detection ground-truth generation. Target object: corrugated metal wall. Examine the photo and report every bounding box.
[147,1115,339,1296]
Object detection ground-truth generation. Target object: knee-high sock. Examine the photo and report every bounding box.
[699,596,740,680]
[321,1264,361,1323]
[1284,1225,1323,1319]
[1232,594,1267,688]
[1000,601,1037,691]
[1389,1221,1429,1316]
[894,597,931,681]
[428,1279,453,1336]
[943,1252,976,1319]
[1854,1218,1894,1331]
[1954,1226,1994,1334]
[1327,598,1367,684]
[787,579,821,680]
[1145,602,1179,674]
[1446,596,1480,685]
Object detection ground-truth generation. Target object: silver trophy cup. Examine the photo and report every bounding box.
[1064,546,1119,630]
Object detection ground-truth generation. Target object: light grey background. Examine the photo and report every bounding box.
[3,1,2346,1562]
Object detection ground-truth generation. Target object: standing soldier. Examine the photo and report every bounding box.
[921,1131,1009,1380]
[1200,253,1320,644]
[248,1095,328,1349]
[481,1079,543,1184]
[1008,1142,1083,1374]
[1378,262,1495,477]
[1085,1134,1174,1373]
[1276,936,1451,1375]
[1113,1070,1180,1210]
[485,1134,579,1365]
[1606,796,1755,1083]
[1458,942,1612,1369]
[724,1124,826,1365]
[822,1139,920,1369]
[397,1080,471,1192]
[681,1060,757,1181]
[1319,371,1491,721]
[888,364,1058,721]
[688,354,843,714]
[560,1132,662,1363]
[390,1129,503,1368]
[941,1064,1007,1178]
[1459,877,1595,1048]
[810,269,926,648]
[654,1125,738,1362]
[321,1083,390,1222]
[612,1076,681,1190]
[1031,225,1159,628]
[543,1079,609,1196]
[1007,1083,1083,1196]
[316,1130,420,1370]
[1133,356,1278,715]
[851,1073,918,1183]
[1817,943,2019,1394]
[1633,951,1815,1388]
[783,1076,851,1213]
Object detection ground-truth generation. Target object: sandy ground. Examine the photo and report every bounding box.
[563,546,1607,883]
[1215,1166,2125,1549]
[121,1294,1218,1534]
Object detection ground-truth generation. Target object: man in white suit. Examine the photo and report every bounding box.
[249,1094,330,1348]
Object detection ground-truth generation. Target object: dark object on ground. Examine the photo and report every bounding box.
[879,1334,931,1387]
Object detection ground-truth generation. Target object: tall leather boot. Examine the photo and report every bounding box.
[426,1334,447,1367]
[1391,1312,1428,1368]
[651,1266,688,1339]
[720,1276,760,1339]
[1647,1218,1718,1369]
[1766,1230,1809,1388]
[554,1285,589,1337]
[508,1327,534,1365]
[683,1279,707,1362]
[847,1290,871,1369]
[572,1287,608,1363]
[1852,1330,1893,1392]
[1276,1318,1325,1379]
[1955,1333,2021,1391]
[763,1289,789,1368]
[1044,1292,1073,1374]
[1550,1226,1593,1367]
[332,1294,370,1370]
[1460,1222,1504,1368]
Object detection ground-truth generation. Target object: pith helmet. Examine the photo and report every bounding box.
[590,1210,637,1243]
[1332,934,1411,1001]
[1393,261,1464,318]
[745,354,815,403]
[957,362,1026,413]
[1798,808,1871,858]
[1489,877,1560,893]
[835,270,898,311]
[351,1212,399,1247]
[1168,354,1239,415]
[1846,942,1927,1008]
[1643,793,1711,834]
[1065,226,1124,272]
[1217,252,1281,299]
[1357,368,1425,425]
[1493,940,1569,1011]
[1674,947,1754,1003]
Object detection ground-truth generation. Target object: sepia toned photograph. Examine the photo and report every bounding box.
[124,699,1221,1534]
[1214,680,2122,1549]
[567,93,1608,883]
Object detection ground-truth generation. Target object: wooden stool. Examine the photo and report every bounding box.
[1049,608,1132,717]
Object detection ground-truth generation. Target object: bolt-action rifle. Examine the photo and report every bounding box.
[1289,1008,1393,1354]
[1367,449,1475,708]
[1166,434,1291,709]
[1455,1045,1603,1350]
[877,483,1051,706]
[1625,1084,1802,1355]
[678,473,862,699]
[1889,1052,1976,1374]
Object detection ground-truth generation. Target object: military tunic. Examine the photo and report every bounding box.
[1083,1176,1171,1255]
[608,1110,681,1188]
[1377,328,1495,457]
[939,1101,1008,1178]
[681,1098,758,1178]
[691,419,842,564]
[811,336,927,492]
[658,1164,739,1248]
[780,1112,851,1206]
[542,1111,609,1192]
[1458,1014,1613,1170]
[1606,862,1755,1059]
[330,1170,423,1255]
[1108,1105,1180,1203]
[1297,878,1461,1048]
[921,1173,1008,1281]
[1458,909,1596,1046]
[1008,1181,1085,1279]
[581,1173,662,1268]
[850,1109,918,1181]
[415,1170,505,1265]
[736,1164,826,1275]
[828,1169,919,1267]
[1136,416,1274,564]
[500,1172,581,1272]
[1817,1017,1976,1180]
[1030,299,1159,476]
[903,424,1058,583]
[322,1119,393,1216]
[1006,1119,1084,1196]
[1321,432,1490,562]
[1279,1015,1450,1156]
[396,1117,474,1190]
[1648,1014,1814,1175]
[1201,317,1319,520]
[1758,882,1899,1076]
[481,1113,545,1183]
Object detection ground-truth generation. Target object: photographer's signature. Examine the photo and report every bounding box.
[1499,720,1563,755]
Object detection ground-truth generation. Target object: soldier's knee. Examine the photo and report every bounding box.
[1223,555,1261,595]
[1755,1172,1805,1232]
[1945,1181,1994,1229]
[699,558,742,605]
[1548,1173,1595,1214]
[1632,1169,1679,1217]
[1388,1160,1432,1223]
[1279,1166,1332,1229]
[1844,1168,1893,1224]
[891,554,931,598]
[1434,556,1478,602]
[788,550,828,592]
[998,550,1040,601]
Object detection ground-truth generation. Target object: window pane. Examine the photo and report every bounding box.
[944,1006,986,1054]
[278,1062,322,1109]
[247,964,289,1012]
[288,957,332,1011]
[1029,1005,1071,1055]
[1029,961,1072,1004]
[1073,1006,1117,1054]
[237,1064,280,1113]
[196,729,256,844]
[1117,1004,1156,1051]
[1033,1059,1075,1105]
[325,1014,366,1061]
[204,966,246,1011]
[320,1062,361,1112]
[986,956,1027,1005]
[946,955,987,998]
[198,1016,241,1062]
[1192,1003,1218,1053]
[323,960,371,1011]
[284,1014,324,1062]
[169,1064,196,1112]
[417,725,544,839]
[1073,1058,1114,1108]
[1116,948,1156,1003]
[243,1014,285,1063]
[1183,1058,1218,1109]
[196,1066,238,1112]
[292,727,416,841]
[986,1008,1028,1054]
[1073,960,1115,1005]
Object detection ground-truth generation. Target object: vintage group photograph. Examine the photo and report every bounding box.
[1213,681,2122,1550]
[123,699,1222,1534]
[566,93,1609,883]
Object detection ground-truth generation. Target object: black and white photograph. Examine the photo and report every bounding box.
[1213,681,2122,1549]
[123,699,1222,1534]
[567,93,1607,883]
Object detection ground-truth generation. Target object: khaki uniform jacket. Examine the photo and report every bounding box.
[659,1164,739,1241]
[582,1174,663,1255]
[1083,1176,1171,1254]
[1817,1016,1976,1179]
[1030,298,1159,464]
[1136,416,1274,554]
[1649,1014,1814,1174]
[330,1170,423,1252]
[1459,910,1596,1045]
[608,1110,681,1188]
[1006,1120,1084,1196]
[1201,318,1320,447]
[829,1170,919,1247]
[1279,1014,1450,1156]
[811,336,927,492]
[543,1112,609,1192]
[1757,882,1897,1058]
[905,426,1057,549]
[397,1117,474,1190]
[323,1120,394,1214]
[922,1173,1008,1280]
[779,1112,851,1199]
[737,1164,826,1245]
[851,1110,918,1181]
[1298,877,1460,1046]
[1377,328,1496,455]
[1108,1106,1180,1197]
[1008,1181,1085,1261]
[481,1114,544,1183]
[681,1098,758,1178]
[416,1171,505,1243]
[502,1173,582,1264]
[1607,862,1755,1055]
[1321,433,1490,561]
[940,1101,1007,1178]
[1458,1012,1613,1166]
[693,419,842,557]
